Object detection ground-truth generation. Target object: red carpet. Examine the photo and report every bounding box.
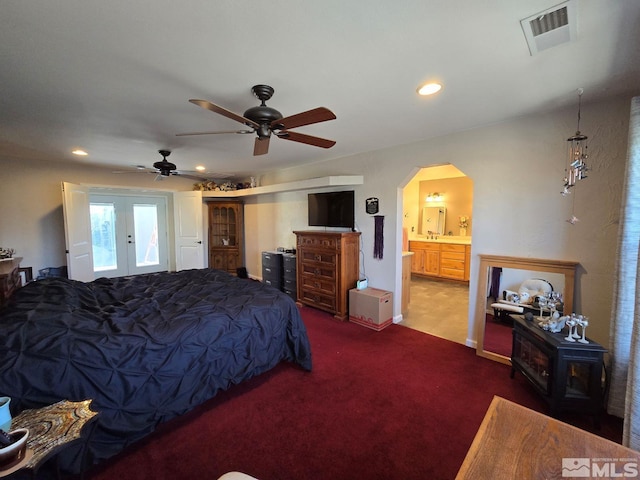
[483,313,513,357]
[86,306,622,480]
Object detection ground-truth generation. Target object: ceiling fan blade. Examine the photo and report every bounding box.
[272,107,336,130]
[276,131,336,149]
[112,169,156,175]
[175,129,254,137]
[189,99,260,129]
[178,170,234,180]
[254,137,270,156]
[171,173,205,181]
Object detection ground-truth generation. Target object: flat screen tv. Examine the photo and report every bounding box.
[308,190,355,229]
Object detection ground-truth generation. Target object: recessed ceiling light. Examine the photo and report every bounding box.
[196,165,206,171]
[417,82,442,96]
[72,149,88,156]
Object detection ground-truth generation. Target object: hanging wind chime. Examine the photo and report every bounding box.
[562,88,589,224]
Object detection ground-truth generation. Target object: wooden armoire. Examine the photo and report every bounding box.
[208,201,244,274]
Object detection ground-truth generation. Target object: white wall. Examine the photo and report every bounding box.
[249,94,632,348]
[0,94,632,349]
[0,158,194,275]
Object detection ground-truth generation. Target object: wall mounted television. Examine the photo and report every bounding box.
[308,190,355,229]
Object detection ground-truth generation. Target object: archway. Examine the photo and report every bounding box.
[399,164,474,345]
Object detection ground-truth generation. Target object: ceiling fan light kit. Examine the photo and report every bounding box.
[113,150,228,182]
[179,84,336,156]
[154,150,177,176]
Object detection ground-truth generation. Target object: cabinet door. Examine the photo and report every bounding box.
[425,251,440,275]
[411,249,425,273]
[210,251,228,271]
[210,204,238,247]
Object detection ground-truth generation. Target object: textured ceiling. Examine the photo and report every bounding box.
[1,0,639,180]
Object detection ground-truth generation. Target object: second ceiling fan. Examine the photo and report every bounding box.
[177,85,336,156]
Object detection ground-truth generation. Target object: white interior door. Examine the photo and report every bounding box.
[173,190,204,271]
[62,182,95,281]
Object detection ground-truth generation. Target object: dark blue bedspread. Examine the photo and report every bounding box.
[0,269,312,471]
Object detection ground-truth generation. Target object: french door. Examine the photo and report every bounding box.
[90,195,168,278]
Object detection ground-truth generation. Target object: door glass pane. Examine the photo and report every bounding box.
[133,204,159,267]
[90,203,117,272]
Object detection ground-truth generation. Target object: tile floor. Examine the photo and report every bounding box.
[399,275,470,345]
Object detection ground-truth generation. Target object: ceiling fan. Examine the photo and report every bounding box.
[113,150,230,181]
[177,85,336,156]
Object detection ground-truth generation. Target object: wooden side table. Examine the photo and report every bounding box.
[456,396,640,479]
[0,258,23,308]
[0,400,98,479]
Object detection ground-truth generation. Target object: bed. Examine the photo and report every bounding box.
[0,268,312,472]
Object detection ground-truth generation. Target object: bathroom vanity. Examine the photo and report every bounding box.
[409,239,471,281]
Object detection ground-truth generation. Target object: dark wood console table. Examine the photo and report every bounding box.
[510,315,607,420]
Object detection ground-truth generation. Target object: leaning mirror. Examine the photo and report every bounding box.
[475,254,579,365]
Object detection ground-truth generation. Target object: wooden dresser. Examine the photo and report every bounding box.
[0,257,22,307]
[294,231,361,320]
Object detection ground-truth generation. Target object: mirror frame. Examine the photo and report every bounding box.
[475,254,579,365]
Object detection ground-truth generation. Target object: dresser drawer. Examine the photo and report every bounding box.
[440,243,466,253]
[297,235,339,251]
[440,251,465,261]
[284,264,296,278]
[408,241,440,252]
[282,254,296,268]
[299,287,337,311]
[263,277,283,289]
[300,275,336,295]
[440,267,466,280]
[440,257,465,270]
[283,277,297,291]
[262,266,282,282]
[262,251,283,268]
[299,262,336,281]
[299,249,337,266]
[283,288,297,302]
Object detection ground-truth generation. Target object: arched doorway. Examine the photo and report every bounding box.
[399,165,473,345]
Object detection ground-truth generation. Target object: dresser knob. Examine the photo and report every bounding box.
[315,254,321,261]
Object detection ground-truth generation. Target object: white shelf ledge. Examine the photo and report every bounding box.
[201,175,364,198]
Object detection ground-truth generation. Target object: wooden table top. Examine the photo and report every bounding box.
[456,396,640,479]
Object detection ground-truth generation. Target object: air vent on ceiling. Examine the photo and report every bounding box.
[520,0,577,56]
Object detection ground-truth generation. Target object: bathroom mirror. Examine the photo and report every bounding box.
[420,206,446,235]
[475,254,579,365]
